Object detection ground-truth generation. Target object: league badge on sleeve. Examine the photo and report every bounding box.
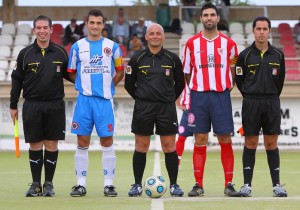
[57,66,61,73]
[126,65,132,74]
[272,68,278,75]
[236,66,243,75]
[165,69,170,76]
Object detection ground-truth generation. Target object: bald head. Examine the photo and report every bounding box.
[146,23,164,35]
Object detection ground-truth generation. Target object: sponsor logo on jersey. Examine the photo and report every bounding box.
[89,55,103,64]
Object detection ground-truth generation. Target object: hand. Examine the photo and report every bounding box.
[10,109,18,125]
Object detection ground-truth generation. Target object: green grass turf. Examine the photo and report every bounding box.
[0,150,299,210]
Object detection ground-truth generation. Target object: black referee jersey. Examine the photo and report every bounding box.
[10,40,70,109]
[124,47,184,102]
[235,42,285,98]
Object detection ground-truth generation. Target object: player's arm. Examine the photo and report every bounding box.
[176,98,186,110]
[184,73,191,87]
[68,72,76,83]
[113,69,124,86]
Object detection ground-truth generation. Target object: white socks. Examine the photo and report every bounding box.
[74,145,116,187]
[102,145,116,186]
[74,146,89,187]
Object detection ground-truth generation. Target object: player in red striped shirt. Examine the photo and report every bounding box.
[182,2,239,197]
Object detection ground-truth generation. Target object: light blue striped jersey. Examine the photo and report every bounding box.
[67,37,124,99]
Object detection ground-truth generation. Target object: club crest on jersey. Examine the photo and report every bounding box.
[217,48,224,56]
[236,66,243,75]
[104,47,112,56]
[126,65,132,74]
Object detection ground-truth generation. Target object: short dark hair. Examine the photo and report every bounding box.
[200,2,219,16]
[33,15,52,28]
[252,16,271,29]
[87,9,104,22]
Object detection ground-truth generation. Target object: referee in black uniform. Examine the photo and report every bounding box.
[235,16,287,197]
[125,23,185,197]
[10,15,72,197]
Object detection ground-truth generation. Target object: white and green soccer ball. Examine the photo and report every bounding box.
[144,175,167,198]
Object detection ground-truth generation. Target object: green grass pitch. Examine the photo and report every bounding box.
[0,150,299,210]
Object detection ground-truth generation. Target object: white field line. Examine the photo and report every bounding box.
[163,196,300,202]
[151,151,164,210]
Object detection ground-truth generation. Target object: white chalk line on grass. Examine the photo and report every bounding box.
[151,152,164,210]
[163,196,300,202]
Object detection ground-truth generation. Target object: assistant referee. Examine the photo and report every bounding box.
[10,15,72,197]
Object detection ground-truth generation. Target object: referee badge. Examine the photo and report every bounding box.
[165,69,170,76]
[272,68,278,75]
[57,66,61,73]
[126,65,132,74]
[236,66,243,75]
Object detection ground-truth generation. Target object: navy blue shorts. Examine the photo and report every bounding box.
[188,90,233,135]
[178,109,193,137]
[242,96,281,136]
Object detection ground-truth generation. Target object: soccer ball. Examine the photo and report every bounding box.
[144,175,167,198]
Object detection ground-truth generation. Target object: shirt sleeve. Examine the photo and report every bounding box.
[278,51,285,96]
[230,42,238,67]
[124,57,138,99]
[67,44,77,73]
[235,51,246,96]
[10,52,25,109]
[182,39,192,74]
[113,42,125,71]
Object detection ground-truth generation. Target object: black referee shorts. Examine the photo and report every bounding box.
[22,99,66,143]
[242,96,281,136]
[131,99,178,136]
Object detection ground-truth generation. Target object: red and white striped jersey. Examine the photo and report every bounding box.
[183,32,238,92]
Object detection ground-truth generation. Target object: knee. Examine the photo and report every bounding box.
[161,142,175,153]
[135,142,149,153]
